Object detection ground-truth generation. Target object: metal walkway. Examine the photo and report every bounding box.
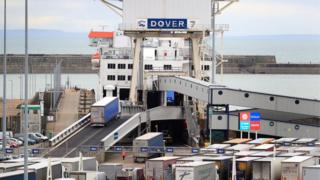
[157,76,320,117]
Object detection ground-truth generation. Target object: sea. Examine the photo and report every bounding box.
[0,30,319,100]
[0,74,319,100]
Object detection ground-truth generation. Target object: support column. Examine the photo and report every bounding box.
[129,38,142,104]
[191,38,202,80]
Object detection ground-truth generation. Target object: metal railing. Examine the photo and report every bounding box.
[49,113,91,147]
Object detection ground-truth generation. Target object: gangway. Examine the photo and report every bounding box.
[156,76,320,138]
[157,76,320,117]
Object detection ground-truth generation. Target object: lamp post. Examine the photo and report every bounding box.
[211,0,216,84]
[2,0,7,155]
[23,0,29,179]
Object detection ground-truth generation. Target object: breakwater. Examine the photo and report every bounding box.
[0,54,319,74]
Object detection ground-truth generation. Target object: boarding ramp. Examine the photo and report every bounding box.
[157,76,320,117]
[49,113,91,147]
[100,106,184,151]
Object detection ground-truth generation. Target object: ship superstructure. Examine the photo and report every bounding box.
[89,31,213,101]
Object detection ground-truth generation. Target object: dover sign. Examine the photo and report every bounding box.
[138,18,189,29]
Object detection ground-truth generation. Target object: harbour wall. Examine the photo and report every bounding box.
[0,54,319,74]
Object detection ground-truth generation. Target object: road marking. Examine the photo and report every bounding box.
[63,127,106,157]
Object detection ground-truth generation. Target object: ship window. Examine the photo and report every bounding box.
[145,64,153,70]
[118,64,126,69]
[107,75,115,81]
[107,64,116,69]
[118,75,126,81]
[128,64,133,69]
[164,65,172,70]
[202,65,210,71]
[128,76,132,81]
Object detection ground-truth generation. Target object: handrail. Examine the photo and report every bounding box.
[49,113,91,147]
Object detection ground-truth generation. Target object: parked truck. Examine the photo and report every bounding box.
[90,97,120,127]
[175,161,216,180]
[133,132,164,162]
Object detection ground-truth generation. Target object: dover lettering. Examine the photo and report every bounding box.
[147,18,188,29]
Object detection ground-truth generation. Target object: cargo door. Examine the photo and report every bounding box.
[282,163,299,180]
[91,107,104,124]
[252,162,262,180]
[175,167,194,180]
[262,162,271,180]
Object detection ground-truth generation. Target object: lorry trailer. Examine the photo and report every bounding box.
[90,97,120,127]
[133,132,164,162]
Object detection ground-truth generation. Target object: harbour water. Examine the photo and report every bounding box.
[0,74,319,100]
[1,30,319,63]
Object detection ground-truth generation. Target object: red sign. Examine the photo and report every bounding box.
[250,121,261,131]
[240,112,250,121]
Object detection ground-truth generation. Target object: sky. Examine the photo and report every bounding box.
[0,0,319,36]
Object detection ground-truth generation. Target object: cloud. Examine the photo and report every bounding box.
[0,0,319,35]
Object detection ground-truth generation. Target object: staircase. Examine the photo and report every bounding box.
[183,101,200,147]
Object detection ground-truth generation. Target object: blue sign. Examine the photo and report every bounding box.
[147,18,188,29]
[239,121,250,131]
[114,132,119,140]
[250,112,261,121]
[217,149,225,154]
[32,149,40,154]
[140,147,149,152]
[283,142,291,146]
[114,146,123,152]
[5,148,14,154]
[307,142,315,147]
[90,146,98,152]
[166,147,174,153]
[191,148,200,154]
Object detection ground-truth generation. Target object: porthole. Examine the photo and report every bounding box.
[269,122,274,127]
[244,93,249,98]
[295,125,300,130]
[217,116,223,120]
[218,91,223,95]
[270,96,274,101]
[295,100,300,105]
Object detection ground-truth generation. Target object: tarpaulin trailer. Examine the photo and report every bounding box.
[90,97,120,127]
